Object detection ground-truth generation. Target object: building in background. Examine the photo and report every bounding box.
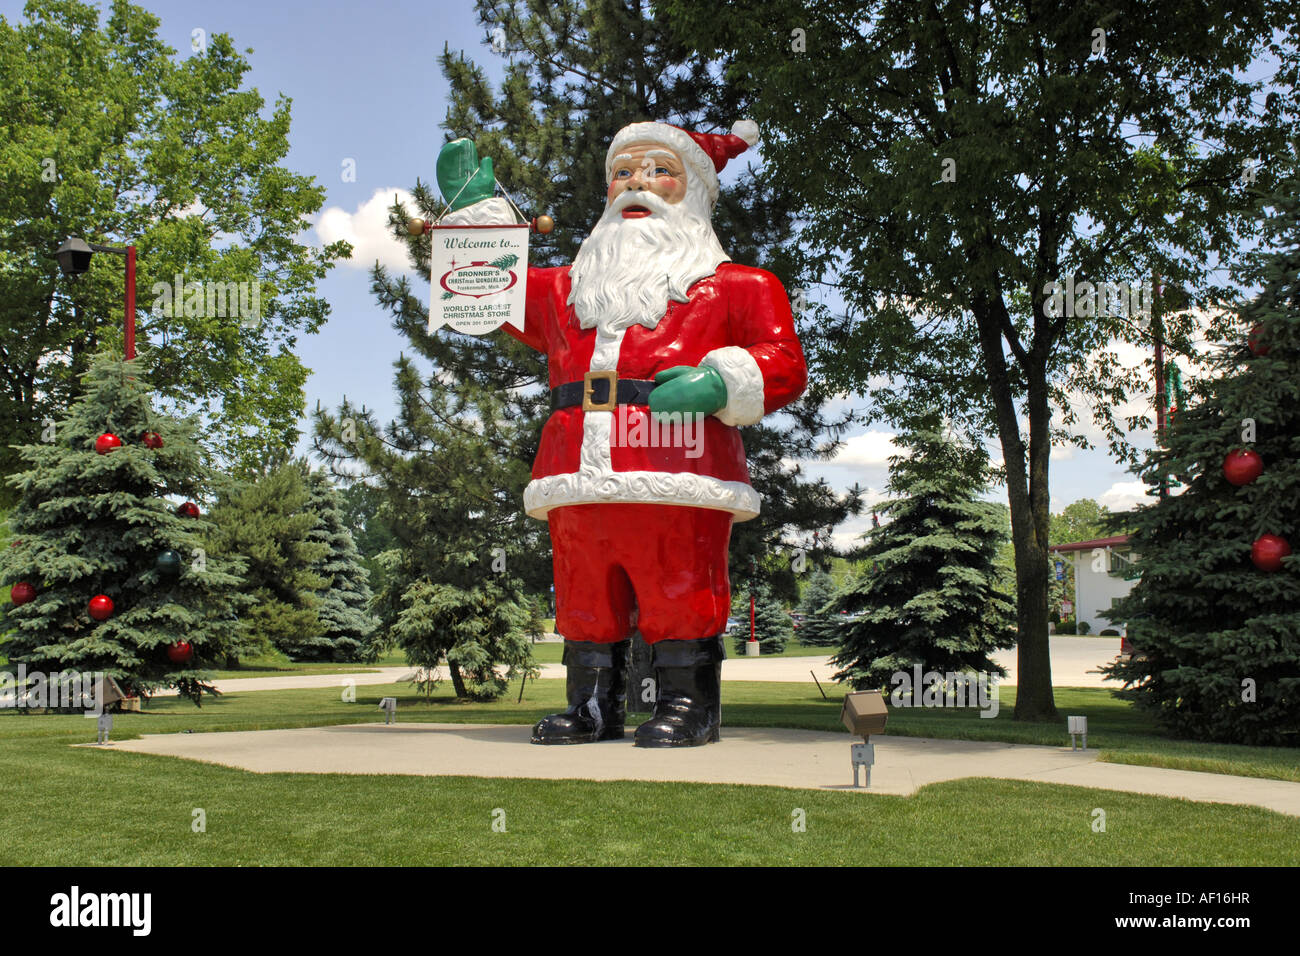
[1048,535,1138,635]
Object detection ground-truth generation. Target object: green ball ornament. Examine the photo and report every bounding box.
[156,550,183,576]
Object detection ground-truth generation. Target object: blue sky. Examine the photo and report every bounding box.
[8,0,1190,545]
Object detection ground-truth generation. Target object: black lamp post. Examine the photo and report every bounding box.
[55,236,137,359]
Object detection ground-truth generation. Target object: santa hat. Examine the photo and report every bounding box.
[605,119,759,205]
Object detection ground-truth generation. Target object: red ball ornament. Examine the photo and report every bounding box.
[1251,534,1292,572]
[1248,324,1270,356]
[95,433,122,455]
[10,582,36,606]
[88,594,114,620]
[1223,449,1264,487]
[176,501,200,518]
[167,641,194,664]
[141,431,164,449]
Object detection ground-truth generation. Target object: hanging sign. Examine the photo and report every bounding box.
[1061,600,1074,617]
[429,224,528,335]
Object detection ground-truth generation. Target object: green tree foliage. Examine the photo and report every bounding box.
[0,0,350,499]
[827,419,1015,691]
[667,0,1299,720]
[336,480,398,597]
[302,471,379,663]
[1051,499,1111,546]
[1103,173,1300,746]
[795,568,840,647]
[314,361,542,701]
[0,354,247,704]
[394,0,861,610]
[206,462,328,662]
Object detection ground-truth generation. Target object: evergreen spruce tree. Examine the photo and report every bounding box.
[0,354,246,704]
[796,569,840,647]
[1103,172,1300,746]
[337,481,397,600]
[314,362,543,702]
[828,418,1015,691]
[302,470,379,663]
[206,462,329,662]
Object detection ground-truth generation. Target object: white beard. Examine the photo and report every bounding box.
[568,187,729,335]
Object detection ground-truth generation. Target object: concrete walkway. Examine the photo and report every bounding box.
[180,636,1122,696]
[108,722,1300,817]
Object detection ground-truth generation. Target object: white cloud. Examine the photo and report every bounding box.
[828,429,901,467]
[1098,480,1150,512]
[315,188,418,272]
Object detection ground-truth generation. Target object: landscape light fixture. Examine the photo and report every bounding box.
[841,690,889,787]
[1068,715,1088,750]
[54,236,138,359]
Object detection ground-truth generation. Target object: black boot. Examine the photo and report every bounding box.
[633,635,724,748]
[531,640,629,745]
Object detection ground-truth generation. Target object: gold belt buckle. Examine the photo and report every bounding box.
[582,369,618,412]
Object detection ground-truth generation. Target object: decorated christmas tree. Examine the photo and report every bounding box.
[302,470,379,662]
[205,461,329,662]
[1103,174,1300,746]
[0,354,247,704]
[828,418,1015,691]
[795,569,841,647]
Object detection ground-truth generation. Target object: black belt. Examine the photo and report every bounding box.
[551,371,655,412]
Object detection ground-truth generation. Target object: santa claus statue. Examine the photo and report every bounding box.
[437,119,807,747]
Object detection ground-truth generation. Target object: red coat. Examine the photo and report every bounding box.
[505,262,807,521]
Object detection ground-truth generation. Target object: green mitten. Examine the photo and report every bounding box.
[437,138,496,210]
[650,365,728,417]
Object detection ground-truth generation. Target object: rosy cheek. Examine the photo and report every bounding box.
[607,180,620,202]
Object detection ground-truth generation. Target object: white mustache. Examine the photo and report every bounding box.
[608,190,670,216]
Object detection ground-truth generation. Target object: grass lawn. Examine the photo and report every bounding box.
[3,689,1297,865]
[206,638,832,675]
[208,649,408,679]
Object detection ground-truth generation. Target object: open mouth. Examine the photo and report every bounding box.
[621,204,652,219]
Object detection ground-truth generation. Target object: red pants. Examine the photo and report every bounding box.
[548,503,733,644]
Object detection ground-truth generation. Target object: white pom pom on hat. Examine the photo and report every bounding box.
[730,119,759,147]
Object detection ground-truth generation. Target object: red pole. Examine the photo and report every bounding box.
[124,245,136,360]
[1153,272,1167,498]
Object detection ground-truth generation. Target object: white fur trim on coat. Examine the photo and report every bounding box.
[700,346,765,427]
[524,470,760,521]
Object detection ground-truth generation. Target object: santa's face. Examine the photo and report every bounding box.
[606,142,690,212]
[568,141,729,335]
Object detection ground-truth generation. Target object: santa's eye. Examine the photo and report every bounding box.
[614,169,632,179]
[654,166,671,176]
